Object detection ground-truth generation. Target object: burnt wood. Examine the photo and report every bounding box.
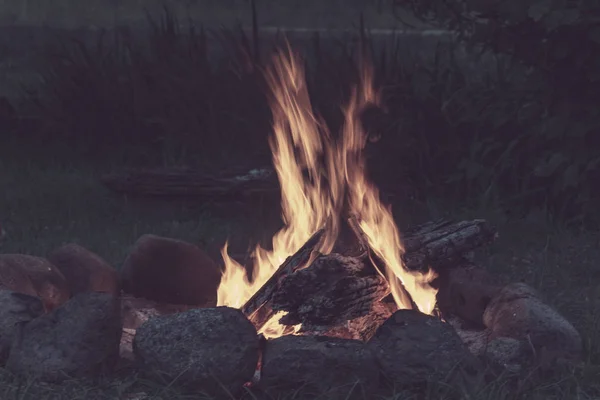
[402,219,497,271]
[241,229,325,330]
[244,218,497,332]
[271,253,390,327]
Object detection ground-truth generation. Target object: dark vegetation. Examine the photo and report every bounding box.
[3,2,598,228]
[395,0,600,227]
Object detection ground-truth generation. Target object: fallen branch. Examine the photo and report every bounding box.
[101,167,278,200]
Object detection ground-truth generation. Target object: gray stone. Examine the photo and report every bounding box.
[367,309,480,386]
[483,283,582,365]
[485,337,530,373]
[6,292,122,381]
[448,317,533,374]
[133,306,259,396]
[121,294,199,330]
[259,335,380,399]
[446,316,491,355]
[0,290,44,364]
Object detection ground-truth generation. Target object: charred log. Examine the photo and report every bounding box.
[241,219,497,333]
[241,229,325,331]
[402,219,497,271]
[300,301,397,342]
[271,253,390,328]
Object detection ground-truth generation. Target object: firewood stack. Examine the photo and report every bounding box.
[240,218,498,340]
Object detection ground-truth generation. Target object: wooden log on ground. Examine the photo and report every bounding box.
[100,167,278,200]
[402,219,498,271]
[241,229,325,330]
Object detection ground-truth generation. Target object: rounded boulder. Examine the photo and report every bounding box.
[133,306,259,396]
[121,235,221,306]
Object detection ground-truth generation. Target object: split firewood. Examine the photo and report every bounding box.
[241,229,325,330]
[271,253,389,327]
[346,217,497,272]
[401,219,498,271]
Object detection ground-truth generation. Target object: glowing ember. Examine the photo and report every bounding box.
[217,46,438,338]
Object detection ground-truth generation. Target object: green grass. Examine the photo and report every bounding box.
[0,156,599,399]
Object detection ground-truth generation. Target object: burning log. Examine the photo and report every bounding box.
[241,229,325,330]
[299,299,397,342]
[271,253,389,327]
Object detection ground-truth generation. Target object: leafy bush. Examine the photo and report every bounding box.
[393,0,600,225]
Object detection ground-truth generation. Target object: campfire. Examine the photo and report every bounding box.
[2,43,582,399]
[216,47,465,339]
[100,47,580,396]
[93,42,583,398]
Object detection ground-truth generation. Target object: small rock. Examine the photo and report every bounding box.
[121,235,221,306]
[449,317,530,373]
[48,243,120,296]
[260,335,380,399]
[446,316,490,355]
[0,290,44,363]
[6,292,122,381]
[367,309,480,387]
[0,254,70,311]
[485,337,529,373]
[121,294,198,330]
[436,261,501,327]
[133,307,258,396]
[120,295,200,361]
[483,283,582,366]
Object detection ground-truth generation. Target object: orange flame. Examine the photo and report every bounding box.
[217,46,437,337]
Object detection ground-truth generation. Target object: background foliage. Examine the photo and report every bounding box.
[394,0,600,225]
[13,2,600,226]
